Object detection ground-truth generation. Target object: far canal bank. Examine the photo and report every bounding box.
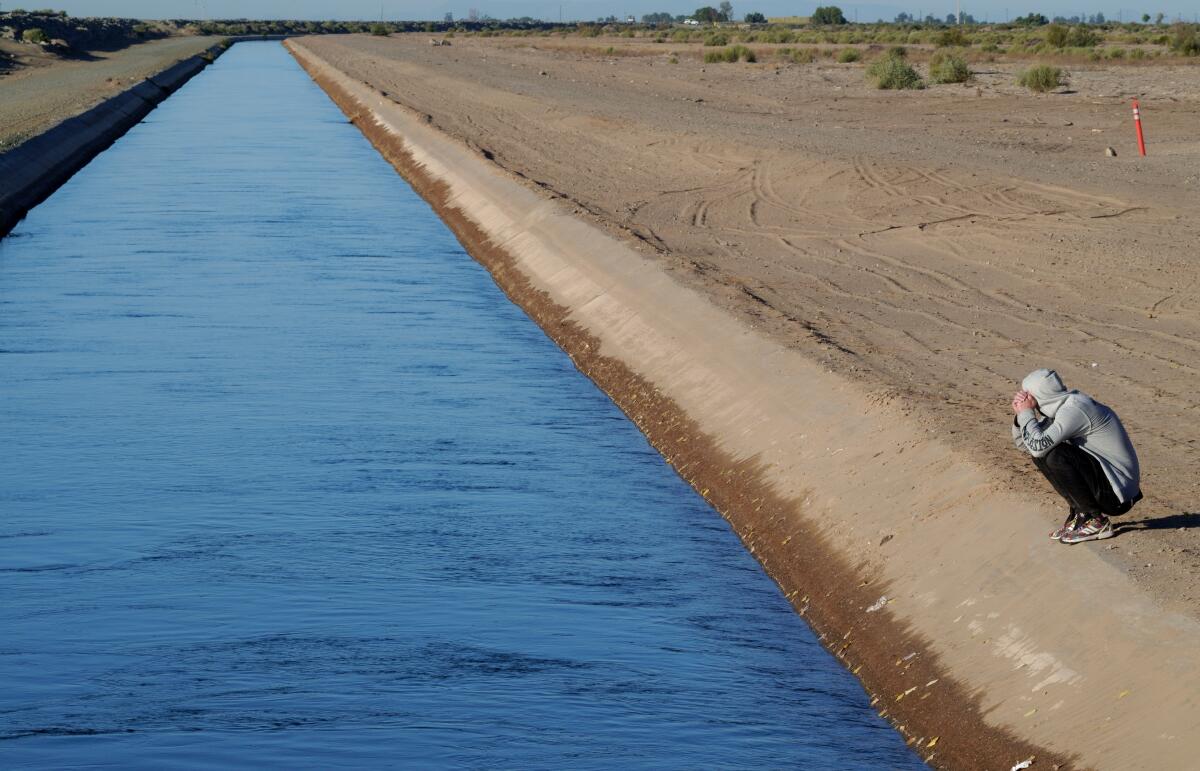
[0,41,922,768]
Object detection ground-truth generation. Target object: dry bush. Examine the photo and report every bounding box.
[1016,64,1068,92]
[866,51,923,89]
[928,51,971,83]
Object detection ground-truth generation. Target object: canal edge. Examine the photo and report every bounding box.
[286,37,1200,771]
[0,39,234,239]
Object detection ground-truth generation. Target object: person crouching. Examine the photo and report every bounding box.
[1011,368,1142,544]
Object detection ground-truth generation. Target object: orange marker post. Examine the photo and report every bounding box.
[1132,99,1147,156]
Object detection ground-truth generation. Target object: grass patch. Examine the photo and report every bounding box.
[866,51,923,88]
[703,33,729,47]
[836,48,860,62]
[928,51,971,83]
[1016,64,1068,92]
[704,45,756,63]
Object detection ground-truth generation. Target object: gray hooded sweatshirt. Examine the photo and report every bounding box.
[1011,369,1141,502]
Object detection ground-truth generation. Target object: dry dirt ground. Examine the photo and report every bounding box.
[0,36,218,150]
[302,33,1200,620]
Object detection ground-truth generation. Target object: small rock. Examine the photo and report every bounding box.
[1105,146,1118,157]
[1063,120,1073,126]
[539,70,548,76]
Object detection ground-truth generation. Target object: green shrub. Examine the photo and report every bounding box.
[981,42,1000,53]
[1016,64,1067,92]
[704,44,756,63]
[866,53,923,88]
[763,28,796,44]
[1067,26,1101,47]
[704,33,729,46]
[1045,23,1069,47]
[936,27,968,47]
[1129,47,1147,59]
[929,51,971,83]
[21,27,47,43]
[1171,23,1200,55]
[1106,47,1125,58]
[791,47,817,63]
[369,23,389,36]
[886,45,907,58]
[836,47,860,62]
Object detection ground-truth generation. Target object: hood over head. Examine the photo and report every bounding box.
[1022,368,1074,418]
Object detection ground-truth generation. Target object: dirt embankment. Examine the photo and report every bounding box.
[0,36,221,151]
[289,35,1200,771]
[0,38,226,236]
[296,33,1200,622]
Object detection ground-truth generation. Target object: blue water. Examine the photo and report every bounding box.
[0,42,922,769]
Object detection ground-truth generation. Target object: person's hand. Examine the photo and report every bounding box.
[1012,390,1037,414]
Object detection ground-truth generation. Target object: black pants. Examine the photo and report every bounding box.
[1032,443,1139,518]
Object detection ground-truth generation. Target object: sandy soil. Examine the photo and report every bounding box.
[300,33,1200,620]
[0,36,219,150]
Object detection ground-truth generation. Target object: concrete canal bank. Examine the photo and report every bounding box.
[289,37,1200,771]
[0,40,228,237]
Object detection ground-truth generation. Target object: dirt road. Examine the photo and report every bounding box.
[300,33,1200,619]
[0,36,219,150]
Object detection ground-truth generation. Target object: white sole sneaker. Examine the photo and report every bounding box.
[1061,521,1114,544]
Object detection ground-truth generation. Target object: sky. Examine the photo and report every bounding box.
[43,1,1200,24]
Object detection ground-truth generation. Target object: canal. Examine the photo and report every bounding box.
[0,42,922,768]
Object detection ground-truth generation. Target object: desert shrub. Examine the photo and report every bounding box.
[1171,24,1200,55]
[886,45,907,58]
[1045,23,1069,47]
[936,27,968,47]
[1129,47,1147,59]
[791,47,817,63]
[704,33,729,46]
[981,42,1000,53]
[21,27,47,43]
[704,44,756,62]
[369,23,389,36]
[836,47,860,62]
[866,52,923,88]
[1067,26,1101,47]
[763,28,796,44]
[1016,64,1067,92]
[1106,47,1125,58]
[668,54,679,63]
[928,51,970,83]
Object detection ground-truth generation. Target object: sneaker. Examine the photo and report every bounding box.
[1049,509,1078,540]
[1060,515,1114,544]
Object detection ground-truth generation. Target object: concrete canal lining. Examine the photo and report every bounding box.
[0,41,229,238]
[289,37,1200,771]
